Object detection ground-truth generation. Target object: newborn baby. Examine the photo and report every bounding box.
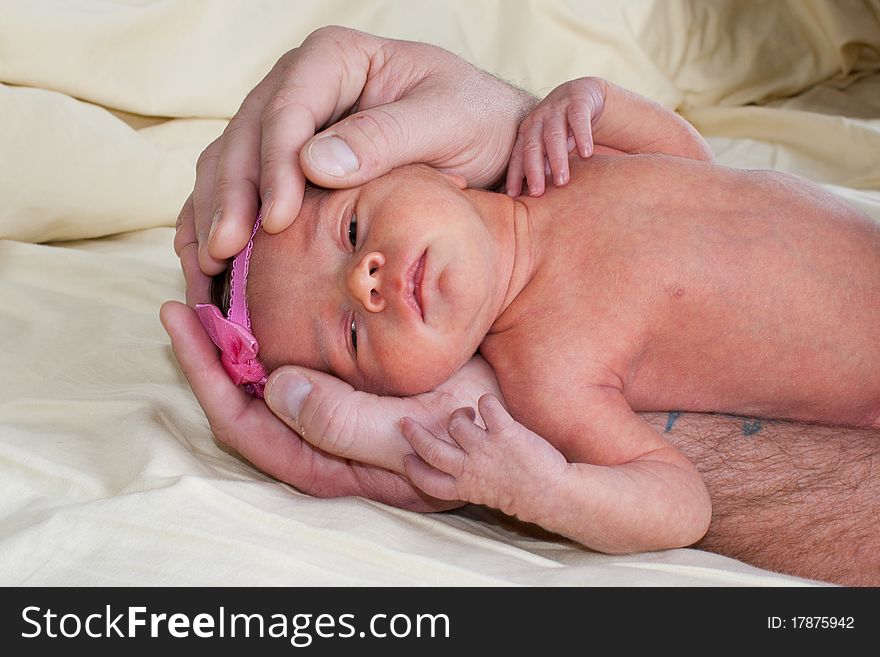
[199,78,880,555]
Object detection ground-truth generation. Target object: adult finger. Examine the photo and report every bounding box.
[173,193,196,257]
[206,89,264,259]
[174,195,211,306]
[190,139,228,275]
[180,243,211,307]
[299,94,436,190]
[264,367,413,474]
[208,64,286,258]
[258,31,373,233]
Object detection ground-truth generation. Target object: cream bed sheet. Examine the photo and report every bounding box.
[1,0,878,586]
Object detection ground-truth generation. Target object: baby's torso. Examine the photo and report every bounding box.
[481,154,880,450]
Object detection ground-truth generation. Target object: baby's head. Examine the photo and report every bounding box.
[206,165,507,396]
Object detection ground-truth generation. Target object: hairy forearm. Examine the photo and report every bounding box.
[642,411,879,585]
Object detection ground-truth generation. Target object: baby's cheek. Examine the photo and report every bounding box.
[365,339,459,396]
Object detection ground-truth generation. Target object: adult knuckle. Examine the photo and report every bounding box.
[265,50,296,83]
[219,116,252,146]
[260,92,297,127]
[307,24,350,44]
[261,81,316,128]
[280,451,324,497]
[259,146,289,174]
[191,190,211,220]
[211,178,237,205]
[301,26,365,74]
[174,227,190,256]
[177,243,198,272]
[195,140,220,171]
[344,108,404,165]
[207,404,249,452]
[303,395,357,455]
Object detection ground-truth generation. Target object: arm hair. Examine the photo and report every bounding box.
[642,412,879,586]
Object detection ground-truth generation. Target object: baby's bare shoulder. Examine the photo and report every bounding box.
[482,331,628,456]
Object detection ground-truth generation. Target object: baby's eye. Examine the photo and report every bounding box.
[350,318,357,353]
[348,213,357,247]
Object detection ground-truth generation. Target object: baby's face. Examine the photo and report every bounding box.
[247,165,504,395]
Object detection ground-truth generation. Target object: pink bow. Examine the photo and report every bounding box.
[195,303,267,398]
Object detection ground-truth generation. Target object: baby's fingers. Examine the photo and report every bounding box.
[447,406,487,451]
[567,102,594,158]
[543,112,570,187]
[403,455,460,501]
[519,118,546,197]
[401,417,465,477]
[477,394,516,434]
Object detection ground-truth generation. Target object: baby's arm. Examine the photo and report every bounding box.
[506,77,714,196]
[402,392,711,554]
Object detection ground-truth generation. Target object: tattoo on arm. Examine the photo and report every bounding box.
[664,411,682,433]
[665,411,764,436]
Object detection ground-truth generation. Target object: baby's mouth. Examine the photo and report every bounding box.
[407,250,426,321]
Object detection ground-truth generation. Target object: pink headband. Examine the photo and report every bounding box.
[195,215,267,398]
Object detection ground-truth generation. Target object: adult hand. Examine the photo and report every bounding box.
[175,25,538,305]
[161,301,503,511]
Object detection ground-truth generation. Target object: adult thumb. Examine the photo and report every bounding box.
[264,366,411,473]
[300,100,425,188]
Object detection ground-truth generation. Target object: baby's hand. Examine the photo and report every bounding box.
[505,77,606,197]
[401,394,569,522]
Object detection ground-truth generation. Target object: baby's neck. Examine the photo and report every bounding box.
[460,187,538,336]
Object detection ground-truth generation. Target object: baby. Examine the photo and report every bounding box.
[198,78,880,554]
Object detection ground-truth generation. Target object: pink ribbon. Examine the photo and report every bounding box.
[195,304,267,398]
[194,213,266,398]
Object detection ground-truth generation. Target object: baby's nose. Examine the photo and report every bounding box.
[347,251,387,313]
